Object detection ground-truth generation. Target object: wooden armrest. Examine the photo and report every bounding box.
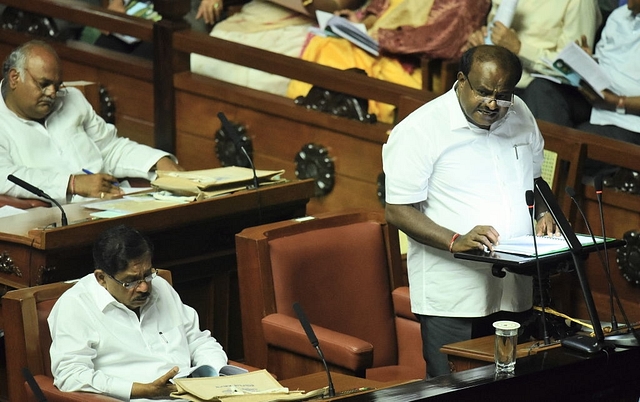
[0,195,49,209]
[26,375,120,402]
[262,313,373,372]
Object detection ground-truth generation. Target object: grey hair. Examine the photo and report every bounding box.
[2,40,58,81]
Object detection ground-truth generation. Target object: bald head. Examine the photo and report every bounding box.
[2,40,63,121]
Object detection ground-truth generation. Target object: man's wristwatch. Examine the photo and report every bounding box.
[616,96,626,115]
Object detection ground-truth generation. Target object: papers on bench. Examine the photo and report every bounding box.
[494,234,607,257]
[171,369,325,402]
[151,166,286,198]
[315,10,379,56]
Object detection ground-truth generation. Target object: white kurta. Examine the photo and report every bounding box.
[49,274,228,401]
[0,85,171,203]
[383,86,544,317]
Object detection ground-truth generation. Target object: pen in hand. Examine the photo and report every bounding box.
[82,169,120,187]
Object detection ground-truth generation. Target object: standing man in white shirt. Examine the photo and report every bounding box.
[0,40,183,204]
[48,224,229,401]
[383,45,557,378]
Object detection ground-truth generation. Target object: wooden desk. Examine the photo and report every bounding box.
[327,345,640,401]
[0,179,314,358]
[280,372,414,400]
[440,334,561,372]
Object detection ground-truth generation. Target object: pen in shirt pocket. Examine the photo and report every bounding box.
[82,168,120,187]
[159,331,169,343]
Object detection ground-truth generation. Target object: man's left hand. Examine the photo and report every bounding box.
[535,212,561,236]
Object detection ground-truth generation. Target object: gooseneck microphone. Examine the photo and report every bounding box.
[8,174,67,226]
[293,302,336,398]
[217,112,259,191]
[566,185,639,347]
[22,367,48,402]
[526,190,550,345]
[593,176,617,330]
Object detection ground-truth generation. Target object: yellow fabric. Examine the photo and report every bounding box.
[286,0,423,124]
[369,0,434,38]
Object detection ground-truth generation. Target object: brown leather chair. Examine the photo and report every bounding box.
[2,269,253,402]
[235,209,426,382]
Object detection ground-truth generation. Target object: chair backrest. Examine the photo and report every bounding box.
[2,269,172,402]
[236,209,405,372]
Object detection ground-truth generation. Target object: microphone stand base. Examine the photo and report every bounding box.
[561,334,615,354]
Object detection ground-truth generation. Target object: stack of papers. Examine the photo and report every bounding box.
[494,234,607,256]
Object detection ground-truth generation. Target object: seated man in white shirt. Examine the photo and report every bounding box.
[48,224,229,401]
[0,40,183,205]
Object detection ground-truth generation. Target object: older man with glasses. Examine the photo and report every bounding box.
[0,40,183,205]
[383,45,558,378]
[48,224,230,401]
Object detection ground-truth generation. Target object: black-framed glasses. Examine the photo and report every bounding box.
[107,268,157,290]
[24,68,67,97]
[464,74,513,108]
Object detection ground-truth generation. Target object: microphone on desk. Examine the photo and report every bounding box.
[566,185,639,347]
[527,190,551,345]
[8,174,67,226]
[217,112,259,190]
[293,302,336,398]
[593,176,617,330]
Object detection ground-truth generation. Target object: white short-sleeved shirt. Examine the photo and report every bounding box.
[48,273,228,401]
[0,85,171,203]
[382,87,544,317]
[589,5,640,133]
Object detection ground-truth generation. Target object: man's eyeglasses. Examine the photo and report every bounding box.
[464,74,513,108]
[24,69,67,97]
[107,268,157,290]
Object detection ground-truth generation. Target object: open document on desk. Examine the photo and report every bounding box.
[494,234,609,257]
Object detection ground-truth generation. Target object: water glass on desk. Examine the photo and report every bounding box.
[493,320,520,374]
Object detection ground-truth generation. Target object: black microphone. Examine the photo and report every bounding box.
[526,190,551,345]
[217,112,259,190]
[293,302,336,398]
[22,367,48,402]
[8,174,67,226]
[566,186,639,347]
[592,176,617,330]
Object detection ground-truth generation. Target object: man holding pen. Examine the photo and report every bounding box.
[0,40,184,204]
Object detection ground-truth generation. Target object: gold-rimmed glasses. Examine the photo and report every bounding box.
[106,268,158,290]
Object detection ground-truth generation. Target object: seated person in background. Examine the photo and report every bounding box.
[523,2,639,178]
[287,0,492,124]
[84,0,223,59]
[0,40,182,205]
[464,0,601,98]
[191,0,321,96]
[49,224,229,401]
[524,2,639,145]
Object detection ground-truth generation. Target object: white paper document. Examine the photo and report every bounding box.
[494,234,607,256]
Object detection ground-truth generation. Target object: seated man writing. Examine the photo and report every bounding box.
[0,40,182,206]
[48,224,230,401]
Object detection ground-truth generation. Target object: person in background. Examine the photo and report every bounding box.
[383,45,557,378]
[287,0,492,124]
[49,224,229,401]
[464,0,601,97]
[0,40,182,204]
